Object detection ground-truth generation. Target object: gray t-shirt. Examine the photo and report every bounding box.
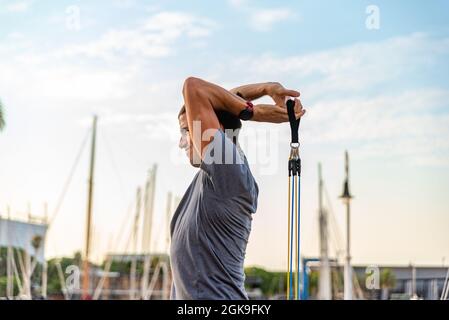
[170,129,259,300]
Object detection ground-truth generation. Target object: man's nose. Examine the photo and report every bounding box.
[179,136,187,149]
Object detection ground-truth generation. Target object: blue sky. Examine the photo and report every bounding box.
[0,0,448,270]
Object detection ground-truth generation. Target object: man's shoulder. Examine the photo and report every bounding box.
[202,130,246,166]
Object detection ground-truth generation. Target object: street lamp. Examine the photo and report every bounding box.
[340,151,353,300]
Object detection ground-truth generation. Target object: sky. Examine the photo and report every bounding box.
[0,0,448,271]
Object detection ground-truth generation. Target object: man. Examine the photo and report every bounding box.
[170,77,306,299]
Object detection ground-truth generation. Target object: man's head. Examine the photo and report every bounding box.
[178,105,242,167]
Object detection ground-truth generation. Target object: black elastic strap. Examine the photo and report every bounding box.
[287,99,300,144]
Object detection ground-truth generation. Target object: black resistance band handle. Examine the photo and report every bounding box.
[287,99,300,144]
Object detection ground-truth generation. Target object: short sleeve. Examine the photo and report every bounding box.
[200,130,252,198]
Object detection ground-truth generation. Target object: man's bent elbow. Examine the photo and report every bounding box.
[183,77,204,97]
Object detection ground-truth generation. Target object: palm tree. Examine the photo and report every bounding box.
[0,99,5,131]
[380,268,396,300]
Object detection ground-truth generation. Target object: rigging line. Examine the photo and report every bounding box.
[324,183,344,248]
[315,203,341,262]
[314,176,341,261]
[323,182,345,253]
[94,212,135,300]
[104,222,135,287]
[11,250,23,294]
[102,122,145,173]
[100,129,127,203]
[323,204,343,262]
[110,201,135,255]
[93,255,113,300]
[80,126,131,264]
[152,214,165,253]
[47,127,91,227]
[96,129,137,262]
[93,201,135,292]
[441,268,449,300]
[93,211,135,300]
[55,259,70,300]
[327,219,344,263]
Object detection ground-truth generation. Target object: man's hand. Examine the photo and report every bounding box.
[266,82,300,107]
[253,98,306,123]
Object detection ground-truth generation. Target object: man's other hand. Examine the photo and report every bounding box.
[266,82,300,107]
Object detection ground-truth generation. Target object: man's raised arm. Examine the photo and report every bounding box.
[230,82,300,106]
[230,83,271,101]
[230,82,305,123]
[182,77,306,156]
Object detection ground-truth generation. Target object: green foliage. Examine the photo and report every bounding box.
[46,251,83,295]
[380,268,396,289]
[0,276,20,297]
[244,266,286,297]
[0,247,44,297]
[106,255,161,275]
[308,270,319,297]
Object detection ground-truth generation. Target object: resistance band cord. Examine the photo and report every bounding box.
[286,99,301,300]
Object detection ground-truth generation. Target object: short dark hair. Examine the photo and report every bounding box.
[178,105,242,131]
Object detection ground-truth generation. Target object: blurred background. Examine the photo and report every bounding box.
[0,0,448,300]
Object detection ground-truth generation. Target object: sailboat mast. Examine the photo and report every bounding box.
[165,192,172,254]
[318,163,331,299]
[140,165,157,298]
[340,150,353,300]
[130,187,142,300]
[82,115,97,300]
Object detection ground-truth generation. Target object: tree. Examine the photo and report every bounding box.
[244,267,286,298]
[0,99,5,131]
[380,268,396,300]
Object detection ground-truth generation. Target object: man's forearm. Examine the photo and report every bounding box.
[230,83,274,101]
[253,104,288,123]
[253,100,305,124]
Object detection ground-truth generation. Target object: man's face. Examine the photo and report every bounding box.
[178,112,200,168]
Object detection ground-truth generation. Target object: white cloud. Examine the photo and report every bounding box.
[205,33,449,166]
[219,33,449,98]
[60,11,216,61]
[0,53,135,101]
[6,32,24,39]
[4,0,32,12]
[304,89,449,165]
[1,28,448,168]
[99,112,179,140]
[227,0,295,32]
[112,0,136,8]
[228,0,249,8]
[250,8,293,31]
